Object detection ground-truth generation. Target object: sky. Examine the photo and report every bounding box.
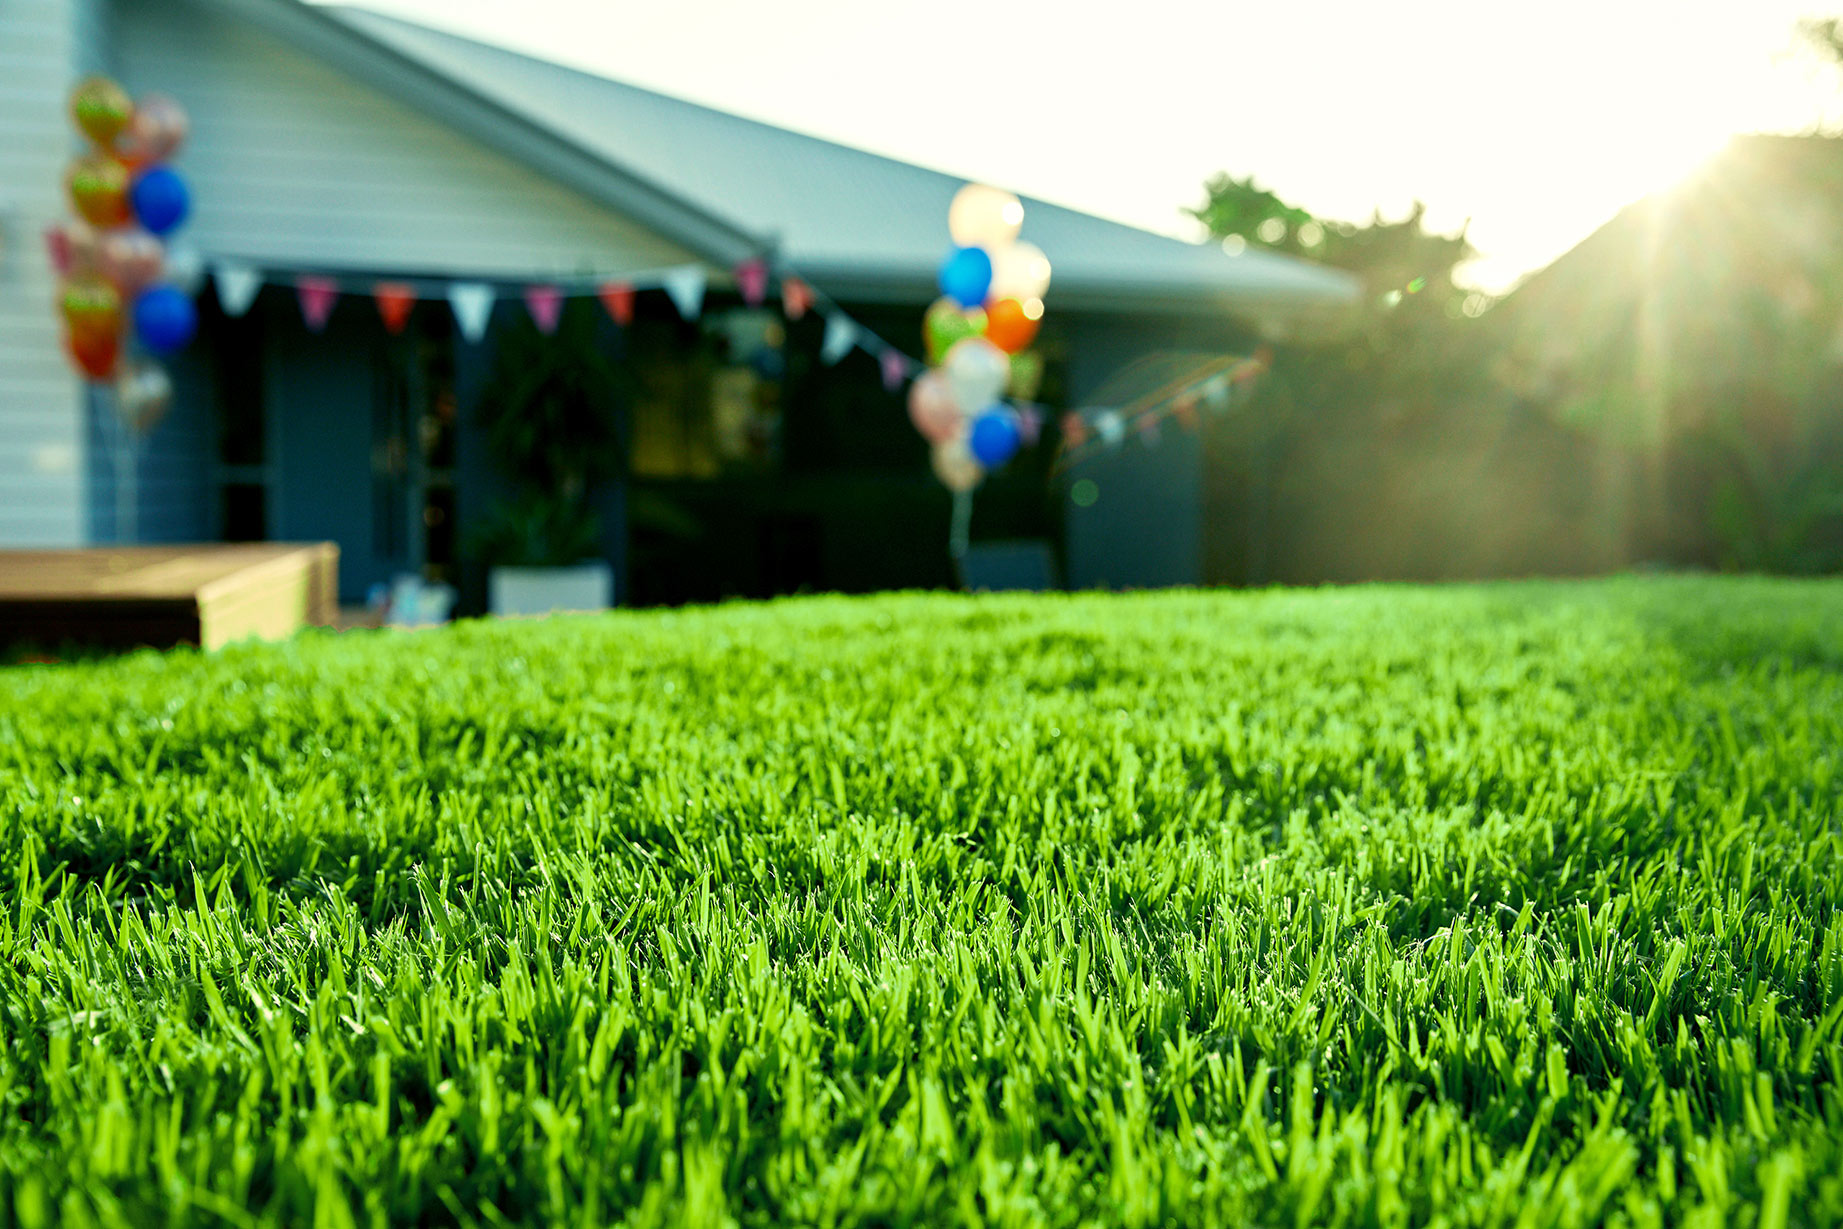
[312,0,1843,290]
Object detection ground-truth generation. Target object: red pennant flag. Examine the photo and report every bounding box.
[523,284,563,334]
[734,258,768,307]
[44,226,72,276]
[1061,411,1088,448]
[781,276,813,321]
[597,281,634,327]
[1171,393,1200,431]
[879,349,907,392]
[296,275,339,333]
[373,282,416,335]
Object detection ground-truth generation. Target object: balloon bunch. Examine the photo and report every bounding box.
[909,184,1052,492]
[49,77,195,430]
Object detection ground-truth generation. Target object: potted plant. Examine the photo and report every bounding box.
[473,305,628,616]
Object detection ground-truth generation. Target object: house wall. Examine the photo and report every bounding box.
[0,0,106,546]
[1058,312,1255,590]
[92,0,700,557]
[110,0,699,277]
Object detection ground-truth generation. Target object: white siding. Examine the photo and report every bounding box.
[0,0,96,546]
[111,0,697,278]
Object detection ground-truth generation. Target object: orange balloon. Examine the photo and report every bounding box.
[60,274,123,342]
[984,297,1040,354]
[67,153,132,228]
[66,329,121,382]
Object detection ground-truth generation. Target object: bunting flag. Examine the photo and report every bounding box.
[1170,392,1200,431]
[780,276,813,321]
[296,275,338,333]
[734,257,768,307]
[1053,353,1269,474]
[44,227,71,276]
[523,283,563,335]
[1016,404,1044,447]
[1093,409,1127,447]
[213,261,262,318]
[447,282,495,344]
[1200,372,1233,410]
[164,243,207,296]
[597,281,634,327]
[661,265,706,321]
[373,282,416,335]
[820,313,856,365]
[177,260,939,412]
[879,348,908,392]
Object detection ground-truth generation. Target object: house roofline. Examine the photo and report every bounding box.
[189,0,772,269]
[803,263,1360,336]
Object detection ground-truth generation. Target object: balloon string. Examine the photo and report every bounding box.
[949,488,973,586]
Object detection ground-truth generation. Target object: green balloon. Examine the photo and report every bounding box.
[924,298,986,364]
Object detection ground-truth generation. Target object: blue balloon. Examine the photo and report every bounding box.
[938,246,993,309]
[133,286,197,354]
[130,166,190,236]
[968,408,1021,468]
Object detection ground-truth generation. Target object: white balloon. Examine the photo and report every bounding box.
[931,436,983,492]
[948,183,1024,249]
[115,360,173,434]
[943,337,1009,414]
[988,241,1052,303]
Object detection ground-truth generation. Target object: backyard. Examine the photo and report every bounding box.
[1,576,1840,1226]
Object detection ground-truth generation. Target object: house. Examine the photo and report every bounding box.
[1488,134,1843,574]
[2,0,1361,608]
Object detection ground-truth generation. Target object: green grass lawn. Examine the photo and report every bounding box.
[2,577,1841,1227]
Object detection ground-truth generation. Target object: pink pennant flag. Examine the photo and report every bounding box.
[1061,411,1088,448]
[44,226,71,276]
[1171,393,1200,431]
[524,284,563,334]
[373,282,416,335]
[735,257,769,307]
[296,275,339,333]
[781,276,813,321]
[597,281,634,327]
[1016,404,1044,447]
[879,348,908,392]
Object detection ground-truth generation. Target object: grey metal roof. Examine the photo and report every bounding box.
[327,6,1360,324]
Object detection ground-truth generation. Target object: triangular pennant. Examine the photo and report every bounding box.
[374,282,416,335]
[661,265,706,321]
[214,261,262,318]
[44,226,72,276]
[1171,392,1200,431]
[1200,372,1233,410]
[296,275,339,333]
[734,257,768,307]
[1060,411,1088,448]
[447,282,495,344]
[164,243,207,296]
[1094,409,1127,447]
[879,348,909,392]
[781,275,813,321]
[523,284,563,335]
[820,313,856,365]
[597,281,634,327]
[1016,404,1044,447]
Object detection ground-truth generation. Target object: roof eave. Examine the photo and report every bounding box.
[801,263,1360,328]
